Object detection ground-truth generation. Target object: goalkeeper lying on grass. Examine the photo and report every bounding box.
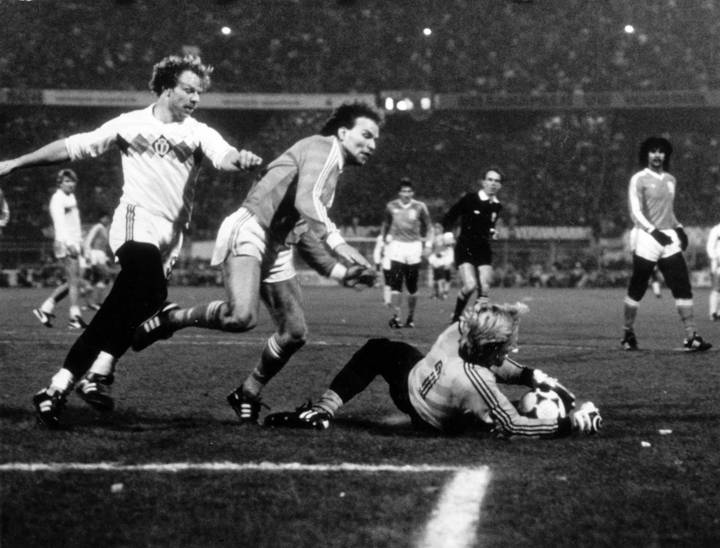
[266,301,602,437]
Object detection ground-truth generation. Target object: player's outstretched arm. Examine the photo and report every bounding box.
[0,139,70,177]
[334,242,372,268]
[220,148,263,172]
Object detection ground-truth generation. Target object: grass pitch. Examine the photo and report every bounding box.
[1,284,718,547]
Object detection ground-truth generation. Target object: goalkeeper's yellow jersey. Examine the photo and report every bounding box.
[407,325,570,437]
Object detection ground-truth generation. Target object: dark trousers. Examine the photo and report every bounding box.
[62,242,167,378]
[328,338,424,417]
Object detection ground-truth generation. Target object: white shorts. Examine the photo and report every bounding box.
[631,227,682,262]
[53,240,81,260]
[212,207,296,284]
[109,201,184,277]
[88,249,110,266]
[385,240,423,265]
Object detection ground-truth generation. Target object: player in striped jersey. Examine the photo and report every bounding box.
[382,178,433,328]
[442,167,504,323]
[131,102,382,425]
[707,223,720,321]
[0,55,262,428]
[32,169,87,329]
[621,137,711,352]
[266,302,602,438]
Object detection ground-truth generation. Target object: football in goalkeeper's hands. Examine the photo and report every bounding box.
[518,388,566,420]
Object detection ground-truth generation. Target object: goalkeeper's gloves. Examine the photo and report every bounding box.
[675,227,688,251]
[650,229,673,246]
[532,369,576,410]
[342,264,377,289]
[442,232,455,245]
[569,401,602,434]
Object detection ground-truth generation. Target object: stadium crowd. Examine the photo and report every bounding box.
[0,0,718,284]
[1,0,719,93]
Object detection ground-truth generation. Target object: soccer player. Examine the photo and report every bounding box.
[82,213,113,310]
[0,55,263,427]
[372,232,392,307]
[442,167,504,323]
[428,222,454,300]
[620,136,711,352]
[132,102,381,425]
[707,222,720,321]
[32,169,87,329]
[0,187,9,236]
[381,178,433,328]
[265,302,602,438]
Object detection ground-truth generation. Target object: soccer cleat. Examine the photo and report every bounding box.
[683,333,712,353]
[404,317,415,328]
[68,316,88,329]
[32,308,55,328]
[32,389,66,429]
[226,389,265,425]
[264,401,331,430]
[131,302,180,351]
[621,330,638,351]
[388,316,402,329]
[75,373,114,412]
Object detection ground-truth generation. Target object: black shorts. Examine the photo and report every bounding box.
[455,239,492,267]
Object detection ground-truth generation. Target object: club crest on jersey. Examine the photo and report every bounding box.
[152,136,171,157]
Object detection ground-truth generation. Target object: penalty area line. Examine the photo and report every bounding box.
[0,461,467,473]
[416,466,491,548]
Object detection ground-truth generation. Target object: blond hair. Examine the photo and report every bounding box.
[458,301,528,364]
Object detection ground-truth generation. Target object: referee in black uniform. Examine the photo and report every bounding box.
[442,167,504,323]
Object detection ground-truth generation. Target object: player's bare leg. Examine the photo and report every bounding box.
[451,262,477,323]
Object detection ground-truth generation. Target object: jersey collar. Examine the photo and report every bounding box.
[478,190,499,203]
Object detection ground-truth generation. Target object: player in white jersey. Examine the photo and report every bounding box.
[621,137,711,352]
[0,55,262,428]
[32,169,87,329]
[82,213,113,310]
[707,223,720,321]
[265,302,602,438]
[381,178,433,328]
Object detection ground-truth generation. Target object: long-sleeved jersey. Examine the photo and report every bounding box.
[442,190,501,249]
[407,324,571,437]
[628,168,680,231]
[49,189,82,246]
[64,105,236,229]
[241,134,346,250]
[382,198,432,243]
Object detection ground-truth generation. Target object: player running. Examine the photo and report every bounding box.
[265,301,602,438]
[132,102,381,425]
[0,55,263,428]
[442,167,504,323]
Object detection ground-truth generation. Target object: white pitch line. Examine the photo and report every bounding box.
[0,461,466,473]
[416,466,491,548]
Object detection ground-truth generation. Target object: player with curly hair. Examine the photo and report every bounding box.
[132,102,382,425]
[0,54,262,428]
[266,302,602,438]
[621,136,711,352]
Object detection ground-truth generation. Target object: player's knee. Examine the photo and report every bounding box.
[221,304,257,332]
[278,326,307,352]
